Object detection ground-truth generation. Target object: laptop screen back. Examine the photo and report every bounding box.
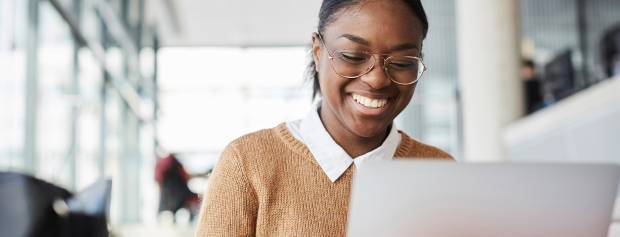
[347,162,620,237]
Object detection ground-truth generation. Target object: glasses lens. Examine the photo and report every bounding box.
[332,50,375,78]
[385,57,424,84]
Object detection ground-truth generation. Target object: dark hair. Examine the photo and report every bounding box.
[522,59,535,68]
[306,0,429,99]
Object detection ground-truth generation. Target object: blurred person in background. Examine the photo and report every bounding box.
[196,0,453,235]
[154,153,200,223]
[522,60,543,114]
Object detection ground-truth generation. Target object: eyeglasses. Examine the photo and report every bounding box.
[317,33,426,85]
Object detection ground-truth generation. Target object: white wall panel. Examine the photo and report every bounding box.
[505,75,620,163]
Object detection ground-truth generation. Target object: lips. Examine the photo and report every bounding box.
[351,93,389,108]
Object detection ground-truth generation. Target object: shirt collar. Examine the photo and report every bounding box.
[297,98,402,182]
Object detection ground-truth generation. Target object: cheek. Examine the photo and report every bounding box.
[317,54,332,76]
[403,84,417,97]
[396,84,417,109]
[317,58,330,88]
[318,62,345,97]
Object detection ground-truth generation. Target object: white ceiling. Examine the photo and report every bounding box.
[154,0,323,47]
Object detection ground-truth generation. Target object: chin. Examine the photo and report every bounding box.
[346,120,391,138]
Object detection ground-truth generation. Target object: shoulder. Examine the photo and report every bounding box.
[215,123,313,181]
[225,124,283,154]
[213,125,284,179]
[221,123,307,163]
[395,131,454,160]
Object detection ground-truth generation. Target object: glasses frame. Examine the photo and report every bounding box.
[317,33,427,85]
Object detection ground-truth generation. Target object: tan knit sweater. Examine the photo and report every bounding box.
[196,123,453,236]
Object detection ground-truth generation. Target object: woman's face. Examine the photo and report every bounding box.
[312,0,424,138]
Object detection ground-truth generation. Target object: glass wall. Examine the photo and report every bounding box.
[0,0,159,226]
[37,0,76,189]
[0,0,28,171]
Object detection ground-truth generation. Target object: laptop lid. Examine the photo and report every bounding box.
[347,161,620,237]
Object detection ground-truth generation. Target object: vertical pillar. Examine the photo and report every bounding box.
[153,33,159,155]
[456,0,524,162]
[67,0,82,192]
[99,19,108,179]
[118,0,141,223]
[24,0,38,174]
[576,0,589,87]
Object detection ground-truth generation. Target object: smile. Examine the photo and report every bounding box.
[352,93,389,108]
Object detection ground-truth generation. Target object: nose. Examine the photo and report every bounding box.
[360,57,391,89]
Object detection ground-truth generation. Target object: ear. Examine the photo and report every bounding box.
[312,32,322,72]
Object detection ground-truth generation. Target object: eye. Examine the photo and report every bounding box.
[338,52,368,64]
[388,60,416,70]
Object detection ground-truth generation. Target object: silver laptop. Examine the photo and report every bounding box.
[347,161,620,237]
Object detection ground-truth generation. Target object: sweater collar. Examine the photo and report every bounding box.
[287,99,402,182]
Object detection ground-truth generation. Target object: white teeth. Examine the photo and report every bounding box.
[352,93,388,108]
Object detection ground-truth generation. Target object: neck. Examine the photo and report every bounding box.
[318,101,390,158]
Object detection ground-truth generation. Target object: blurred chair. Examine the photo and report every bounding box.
[0,172,111,237]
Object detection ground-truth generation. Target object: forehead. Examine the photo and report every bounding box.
[323,0,424,47]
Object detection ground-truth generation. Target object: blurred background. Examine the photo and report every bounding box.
[1,0,620,236]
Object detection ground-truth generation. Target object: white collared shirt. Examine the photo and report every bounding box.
[286,99,402,182]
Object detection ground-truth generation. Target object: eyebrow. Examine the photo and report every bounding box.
[338,34,419,52]
[391,43,419,52]
[339,34,371,46]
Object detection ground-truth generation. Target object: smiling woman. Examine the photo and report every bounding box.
[195,0,453,236]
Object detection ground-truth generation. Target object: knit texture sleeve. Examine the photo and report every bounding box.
[195,142,258,237]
